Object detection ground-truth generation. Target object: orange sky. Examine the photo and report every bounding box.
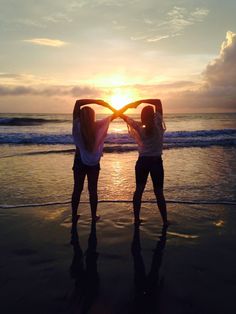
[0,1,236,113]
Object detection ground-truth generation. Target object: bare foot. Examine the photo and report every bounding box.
[71,215,80,233]
[72,214,80,224]
[134,218,143,225]
[92,215,100,222]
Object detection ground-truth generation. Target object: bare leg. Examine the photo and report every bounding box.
[71,170,86,224]
[133,184,146,224]
[87,167,100,221]
[154,187,168,226]
[150,158,168,226]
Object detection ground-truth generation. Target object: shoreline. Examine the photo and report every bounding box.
[1,199,236,210]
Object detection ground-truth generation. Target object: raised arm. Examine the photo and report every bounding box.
[73,99,118,120]
[137,99,163,115]
[119,99,163,115]
[73,99,98,120]
[117,100,144,124]
[97,100,118,116]
[96,100,120,121]
[117,100,143,116]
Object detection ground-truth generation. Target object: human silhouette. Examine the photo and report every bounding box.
[71,99,118,224]
[70,221,99,313]
[120,99,168,226]
[130,224,167,314]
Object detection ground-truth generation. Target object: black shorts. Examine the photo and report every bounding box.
[135,156,164,189]
[72,153,100,174]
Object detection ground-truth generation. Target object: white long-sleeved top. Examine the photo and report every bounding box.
[125,112,166,157]
[72,116,111,166]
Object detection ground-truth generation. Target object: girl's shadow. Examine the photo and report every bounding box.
[131,224,167,314]
[70,221,99,313]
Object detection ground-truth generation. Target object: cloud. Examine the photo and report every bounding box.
[70,86,102,97]
[161,6,210,34]
[159,31,236,112]
[43,13,72,23]
[132,31,236,112]
[0,86,33,96]
[0,73,59,86]
[165,6,198,32]
[0,84,102,98]
[0,79,196,100]
[168,6,209,25]
[0,73,22,79]
[147,35,170,42]
[1,31,235,113]
[203,31,236,87]
[131,6,209,43]
[23,38,68,47]
[115,31,236,112]
[190,8,210,21]
[188,30,236,111]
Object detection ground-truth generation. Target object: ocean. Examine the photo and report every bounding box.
[1,112,236,314]
[0,112,236,209]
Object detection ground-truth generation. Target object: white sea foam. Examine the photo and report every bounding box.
[0,129,235,149]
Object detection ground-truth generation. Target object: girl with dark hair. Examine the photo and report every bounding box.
[72,99,116,224]
[120,99,168,226]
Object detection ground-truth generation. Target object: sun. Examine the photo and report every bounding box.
[110,94,131,110]
[109,89,136,110]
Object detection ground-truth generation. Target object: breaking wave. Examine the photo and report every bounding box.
[0,129,235,150]
[0,117,67,126]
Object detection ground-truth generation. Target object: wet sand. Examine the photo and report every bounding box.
[0,203,236,314]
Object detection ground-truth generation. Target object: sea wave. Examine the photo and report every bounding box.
[0,117,67,126]
[0,129,235,149]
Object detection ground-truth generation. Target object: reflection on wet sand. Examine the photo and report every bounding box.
[130,224,167,314]
[70,221,99,313]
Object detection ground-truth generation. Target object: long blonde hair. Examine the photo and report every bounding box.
[80,107,96,152]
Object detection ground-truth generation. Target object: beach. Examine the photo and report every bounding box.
[0,112,236,313]
[1,0,236,311]
[1,202,236,314]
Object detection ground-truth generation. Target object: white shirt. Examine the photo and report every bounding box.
[126,112,166,157]
[72,116,111,166]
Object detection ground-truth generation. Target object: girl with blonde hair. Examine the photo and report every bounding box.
[120,99,168,226]
[72,99,116,224]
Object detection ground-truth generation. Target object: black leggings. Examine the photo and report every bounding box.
[133,156,167,224]
[135,156,164,189]
[73,158,100,193]
[72,154,100,220]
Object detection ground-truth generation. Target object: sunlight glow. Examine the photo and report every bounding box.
[109,88,137,110]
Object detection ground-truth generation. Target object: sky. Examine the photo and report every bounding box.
[0,0,236,113]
